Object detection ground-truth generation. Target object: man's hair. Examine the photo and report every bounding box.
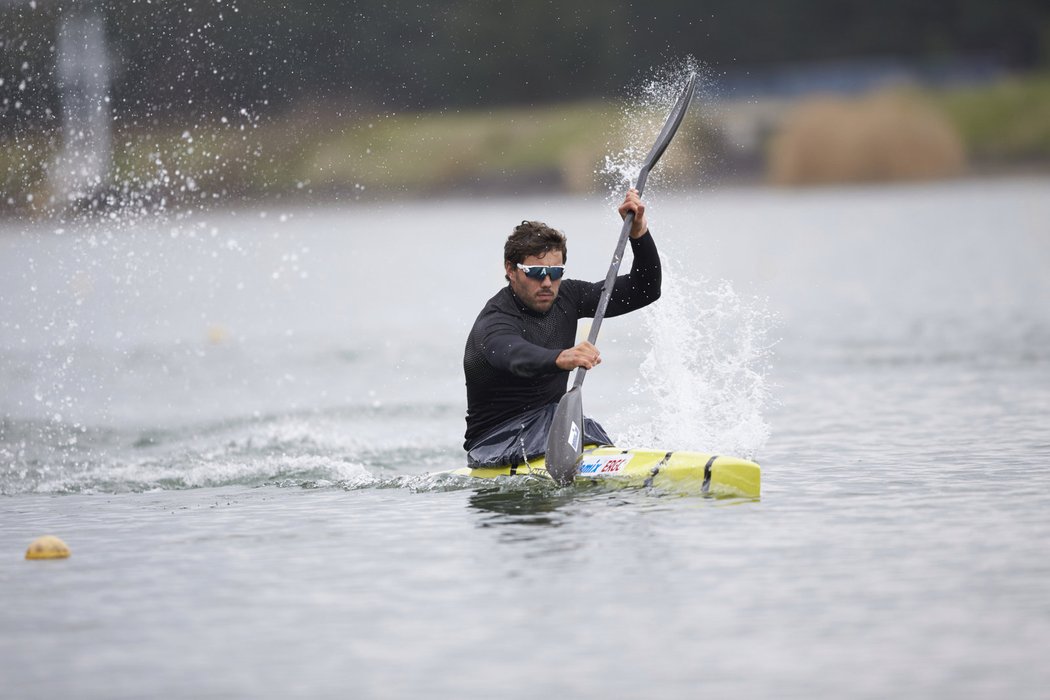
[504,220,568,267]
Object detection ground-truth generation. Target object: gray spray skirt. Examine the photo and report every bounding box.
[465,403,612,468]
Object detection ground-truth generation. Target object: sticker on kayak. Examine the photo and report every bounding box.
[568,421,580,451]
[577,454,632,476]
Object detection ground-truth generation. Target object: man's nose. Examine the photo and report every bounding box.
[540,274,553,287]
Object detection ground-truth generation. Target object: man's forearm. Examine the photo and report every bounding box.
[484,334,562,378]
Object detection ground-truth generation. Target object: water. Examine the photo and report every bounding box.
[2,177,1049,698]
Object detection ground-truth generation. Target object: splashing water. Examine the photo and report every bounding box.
[614,254,776,461]
[600,56,713,196]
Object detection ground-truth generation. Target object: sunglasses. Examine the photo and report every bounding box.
[516,263,565,281]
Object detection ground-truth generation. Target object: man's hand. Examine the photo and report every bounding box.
[556,341,602,371]
[618,188,648,239]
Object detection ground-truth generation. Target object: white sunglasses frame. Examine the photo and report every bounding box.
[515,263,566,280]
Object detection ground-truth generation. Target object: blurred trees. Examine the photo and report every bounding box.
[2,0,1049,129]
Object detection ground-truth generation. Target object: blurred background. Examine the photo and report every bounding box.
[2,0,1048,216]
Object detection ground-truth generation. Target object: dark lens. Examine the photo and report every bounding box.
[549,267,564,281]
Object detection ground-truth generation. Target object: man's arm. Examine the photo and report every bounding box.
[571,231,662,318]
[480,316,561,378]
[606,231,662,314]
[572,188,662,318]
[481,317,602,377]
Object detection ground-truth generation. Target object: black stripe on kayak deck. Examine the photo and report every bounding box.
[509,463,518,476]
[702,455,718,494]
[643,451,674,488]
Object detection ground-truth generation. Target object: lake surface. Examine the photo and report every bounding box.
[2,177,1049,698]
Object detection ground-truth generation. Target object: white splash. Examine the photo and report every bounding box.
[600,56,709,196]
[27,453,376,494]
[615,260,776,460]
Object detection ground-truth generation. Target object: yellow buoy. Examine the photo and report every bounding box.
[25,535,71,560]
[207,324,228,345]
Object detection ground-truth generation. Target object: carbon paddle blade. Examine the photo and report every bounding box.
[638,72,697,177]
[545,386,584,486]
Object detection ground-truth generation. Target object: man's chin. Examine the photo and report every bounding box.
[531,295,555,311]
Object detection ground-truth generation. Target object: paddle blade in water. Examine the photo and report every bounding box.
[545,386,584,485]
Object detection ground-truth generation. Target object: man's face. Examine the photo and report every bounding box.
[505,249,564,313]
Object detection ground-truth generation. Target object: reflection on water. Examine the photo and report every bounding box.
[468,481,573,529]
[465,477,745,533]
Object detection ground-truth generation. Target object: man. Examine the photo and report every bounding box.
[463,189,661,466]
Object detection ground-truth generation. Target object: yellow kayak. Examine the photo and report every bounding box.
[449,446,760,498]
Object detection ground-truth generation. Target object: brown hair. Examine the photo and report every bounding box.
[504,220,568,267]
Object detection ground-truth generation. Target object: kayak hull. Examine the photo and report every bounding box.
[449,446,760,498]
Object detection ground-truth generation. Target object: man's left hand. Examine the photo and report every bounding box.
[618,188,648,239]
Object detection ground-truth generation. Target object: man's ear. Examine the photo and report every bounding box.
[504,261,515,280]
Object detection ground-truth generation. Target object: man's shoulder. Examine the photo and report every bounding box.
[470,287,519,329]
[558,277,600,304]
[477,286,517,315]
[559,277,593,296]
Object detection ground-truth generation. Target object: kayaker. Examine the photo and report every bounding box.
[463,189,662,466]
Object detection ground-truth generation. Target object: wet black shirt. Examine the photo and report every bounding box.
[463,232,662,448]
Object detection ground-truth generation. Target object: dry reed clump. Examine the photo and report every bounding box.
[768,92,966,185]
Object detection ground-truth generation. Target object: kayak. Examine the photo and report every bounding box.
[448,446,761,498]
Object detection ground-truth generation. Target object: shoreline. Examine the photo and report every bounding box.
[2,166,1049,226]
[5,73,1050,220]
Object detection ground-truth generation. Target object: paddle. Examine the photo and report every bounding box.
[544,73,698,486]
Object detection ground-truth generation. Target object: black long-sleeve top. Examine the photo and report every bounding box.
[463,231,662,448]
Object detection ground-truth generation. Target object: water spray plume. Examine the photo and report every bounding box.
[601,56,710,197]
[599,58,775,458]
[617,262,776,460]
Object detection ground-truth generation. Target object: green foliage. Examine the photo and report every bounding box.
[303,103,618,191]
[934,73,1050,158]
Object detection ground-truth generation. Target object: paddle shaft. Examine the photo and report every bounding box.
[572,168,652,390]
